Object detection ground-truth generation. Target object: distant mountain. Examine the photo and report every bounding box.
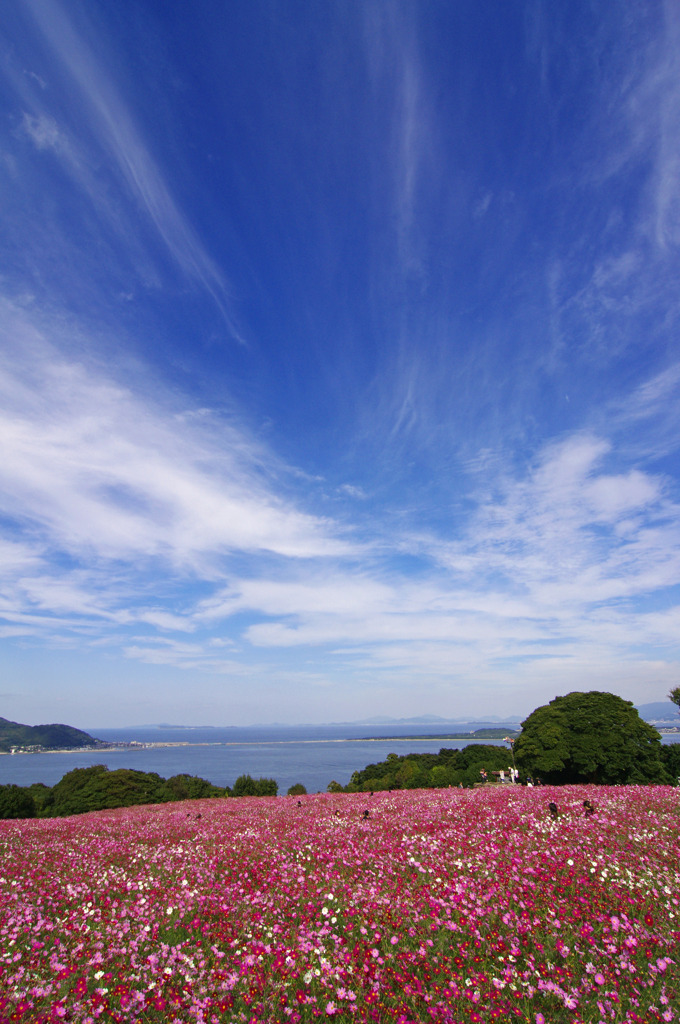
[349,715,454,725]
[87,703,672,736]
[103,715,524,731]
[0,717,101,752]
[156,723,219,729]
[334,714,521,728]
[636,701,678,724]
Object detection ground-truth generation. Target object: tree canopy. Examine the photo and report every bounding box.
[1,765,227,818]
[0,784,36,819]
[231,774,278,797]
[514,691,668,785]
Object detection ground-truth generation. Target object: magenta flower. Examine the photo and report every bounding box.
[0,785,678,1024]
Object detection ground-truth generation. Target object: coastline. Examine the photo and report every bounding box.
[0,735,500,756]
[1,735,513,755]
[2,727,677,757]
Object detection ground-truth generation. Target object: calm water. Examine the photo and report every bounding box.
[1,725,676,796]
[0,724,518,795]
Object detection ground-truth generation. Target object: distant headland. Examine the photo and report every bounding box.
[0,717,106,754]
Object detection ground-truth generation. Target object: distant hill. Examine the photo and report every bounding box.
[341,714,521,727]
[636,702,679,724]
[0,717,101,753]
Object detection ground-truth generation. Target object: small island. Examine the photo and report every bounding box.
[357,727,520,742]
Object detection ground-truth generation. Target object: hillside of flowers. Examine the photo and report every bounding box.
[1,786,678,1024]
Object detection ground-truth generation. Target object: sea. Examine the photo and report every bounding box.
[0,723,521,795]
[1,724,677,796]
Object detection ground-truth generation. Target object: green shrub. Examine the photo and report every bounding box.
[164,774,225,800]
[47,765,169,816]
[0,784,36,819]
[232,774,278,797]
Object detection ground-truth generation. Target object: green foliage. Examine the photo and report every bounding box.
[669,687,680,711]
[514,691,669,785]
[47,765,166,816]
[660,742,680,783]
[27,783,52,817]
[287,783,307,796]
[232,774,278,797]
[0,784,36,819]
[164,774,223,800]
[0,716,99,752]
[43,765,227,816]
[326,780,344,793]
[467,728,519,739]
[255,776,277,797]
[346,743,513,792]
[231,774,257,796]
[1,764,276,819]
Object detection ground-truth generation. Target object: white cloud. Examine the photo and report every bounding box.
[0,299,357,646]
[12,574,125,621]
[0,537,44,575]
[122,638,255,676]
[338,483,368,500]
[584,471,659,520]
[136,610,195,633]
[0,301,351,572]
[459,438,679,614]
[21,111,63,150]
[627,363,680,420]
[188,429,680,677]
[1,295,679,706]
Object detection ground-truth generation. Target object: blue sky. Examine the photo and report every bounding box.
[1,0,680,728]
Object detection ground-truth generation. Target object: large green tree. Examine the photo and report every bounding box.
[514,691,668,785]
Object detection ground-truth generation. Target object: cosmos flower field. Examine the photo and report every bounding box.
[0,786,678,1024]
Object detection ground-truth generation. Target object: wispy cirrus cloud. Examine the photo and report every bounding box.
[361,1,436,281]
[21,111,62,150]
[433,433,679,608]
[0,299,354,643]
[1,297,677,712]
[8,0,242,336]
[539,3,680,374]
[0,301,349,568]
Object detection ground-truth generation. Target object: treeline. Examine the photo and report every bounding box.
[0,764,278,819]
[342,744,515,791]
[339,740,680,792]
